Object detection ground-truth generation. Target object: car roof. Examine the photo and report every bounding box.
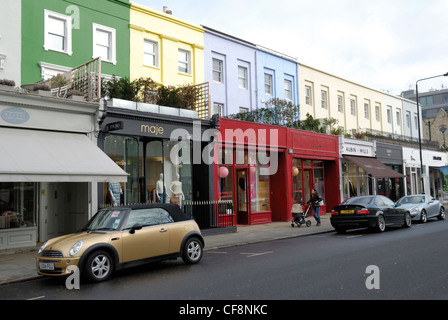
[103,203,190,222]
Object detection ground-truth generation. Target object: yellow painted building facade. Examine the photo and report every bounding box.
[129,2,205,86]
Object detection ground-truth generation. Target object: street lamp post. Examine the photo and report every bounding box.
[440,126,447,148]
[415,72,448,194]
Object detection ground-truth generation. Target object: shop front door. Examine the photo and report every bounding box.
[236,169,250,224]
[303,169,313,205]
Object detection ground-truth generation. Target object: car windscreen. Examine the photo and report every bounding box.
[84,209,127,231]
[343,197,373,205]
[397,196,425,205]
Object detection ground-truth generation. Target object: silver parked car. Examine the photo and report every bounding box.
[396,194,445,223]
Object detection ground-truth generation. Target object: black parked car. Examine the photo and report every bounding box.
[330,195,412,233]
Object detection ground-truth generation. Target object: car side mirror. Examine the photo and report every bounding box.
[129,224,142,234]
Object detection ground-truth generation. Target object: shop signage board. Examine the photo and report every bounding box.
[339,136,375,157]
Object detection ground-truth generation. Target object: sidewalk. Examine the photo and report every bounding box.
[0,215,332,286]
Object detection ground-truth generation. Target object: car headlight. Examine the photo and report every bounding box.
[69,241,83,256]
[410,207,419,213]
[38,241,48,254]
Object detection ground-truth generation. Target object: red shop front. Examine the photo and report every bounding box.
[215,118,340,226]
[286,128,340,221]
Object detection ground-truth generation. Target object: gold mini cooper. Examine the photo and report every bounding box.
[36,204,204,282]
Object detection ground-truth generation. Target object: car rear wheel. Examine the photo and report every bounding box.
[375,215,386,232]
[420,210,427,223]
[403,212,412,228]
[438,207,445,220]
[182,237,203,264]
[84,250,113,282]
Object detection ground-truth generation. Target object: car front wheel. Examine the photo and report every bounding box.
[84,250,113,282]
[420,210,427,223]
[182,237,203,264]
[438,207,445,221]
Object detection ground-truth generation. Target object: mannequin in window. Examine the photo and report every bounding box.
[169,173,184,207]
[156,173,166,203]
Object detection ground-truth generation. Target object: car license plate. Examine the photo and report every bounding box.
[341,210,354,214]
[39,263,54,271]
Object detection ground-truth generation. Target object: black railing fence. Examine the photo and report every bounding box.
[183,200,235,234]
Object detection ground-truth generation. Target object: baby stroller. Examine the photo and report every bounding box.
[291,203,312,228]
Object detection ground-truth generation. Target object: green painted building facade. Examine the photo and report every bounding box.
[21,0,130,85]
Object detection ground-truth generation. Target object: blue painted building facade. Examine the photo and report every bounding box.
[203,26,257,116]
[256,46,299,110]
[204,26,299,117]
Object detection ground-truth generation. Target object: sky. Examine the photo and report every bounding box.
[135,0,448,96]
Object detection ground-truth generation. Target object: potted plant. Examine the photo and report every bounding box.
[0,79,16,91]
[33,83,51,96]
[66,89,85,101]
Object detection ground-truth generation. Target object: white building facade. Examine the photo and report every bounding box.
[298,63,422,140]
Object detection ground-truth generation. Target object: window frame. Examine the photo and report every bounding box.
[212,58,223,83]
[238,65,248,89]
[387,107,392,124]
[285,79,292,100]
[213,102,224,116]
[350,99,356,116]
[364,103,370,119]
[396,109,402,126]
[337,94,344,113]
[44,10,73,55]
[178,49,191,74]
[321,90,328,109]
[264,73,273,95]
[305,85,312,105]
[143,39,159,67]
[92,23,117,65]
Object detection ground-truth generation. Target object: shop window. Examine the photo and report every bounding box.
[292,159,303,204]
[146,141,164,203]
[218,166,233,201]
[218,146,233,165]
[164,140,192,205]
[292,159,326,205]
[0,182,36,229]
[313,166,325,205]
[341,159,369,201]
[250,168,270,212]
[104,135,141,205]
[104,136,193,206]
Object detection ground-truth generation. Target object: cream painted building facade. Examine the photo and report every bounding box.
[129,2,205,86]
[298,63,420,139]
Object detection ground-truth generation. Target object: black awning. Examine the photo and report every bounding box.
[343,155,405,178]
